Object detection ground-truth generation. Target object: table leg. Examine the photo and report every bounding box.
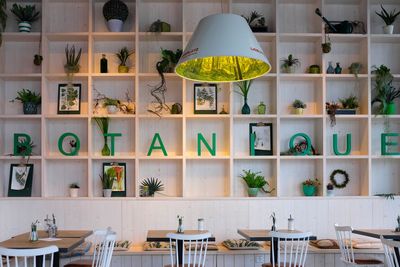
[177,240,183,265]
[395,247,400,264]
[269,239,278,265]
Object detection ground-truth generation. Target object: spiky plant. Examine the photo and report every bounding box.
[140,177,164,197]
[64,44,82,74]
[13,89,41,104]
[100,173,114,189]
[376,5,400,26]
[10,4,40,23]
[0,0,6,47]
[116,47,134,66]
[94,117,109,135]
[235,80,253,100]
[339,95,359,109]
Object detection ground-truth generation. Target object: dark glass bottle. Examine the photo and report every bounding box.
[100,54,108,73]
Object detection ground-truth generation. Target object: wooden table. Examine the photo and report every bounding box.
[238,229,317,264]
[147,230,215,264]
[0,230,92,267]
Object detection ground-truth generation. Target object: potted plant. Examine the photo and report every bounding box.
[302,178,320,196]
[326,183,334,197]
[0,0,6,47]
[326,102,340,127]
[100,173,114,197]
[64,44,82,76]
[349,62,362,78]
[69,183,79,198]
[140,177,164,197]
[239,169,274,197]
[242,11,268,32]
[149,20,171,32]
[322,33,331,54]
[116,47,134,73]
[337,95,359,114]
[235,80,253,114]
[12,89,41,114]
[103,97,120,114]
[281,54,300,73]
[371,65,400,115]
[10,4,40,33]
[375,4,400,34]
[103,0,129,32]
[94,117,111,156]
[292,99,306,115]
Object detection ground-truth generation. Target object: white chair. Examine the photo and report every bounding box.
[262,231,312,267]
[64,229,116,267]
[166,232,211,267]
[334,224,384,266]
[0,245,58,267]
[381,236,400,267]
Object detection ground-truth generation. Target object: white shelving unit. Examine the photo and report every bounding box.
[1,0,400,199]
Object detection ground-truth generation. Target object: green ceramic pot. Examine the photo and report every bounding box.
[385,102,396,115]
[303,185,316,196]
[247,188,259,197]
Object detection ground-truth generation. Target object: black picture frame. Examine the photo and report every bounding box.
[102,162,126,197]
[8,164,34,197]
[249,122,273,155]
[57,83,82,114]
[194,83,218,114]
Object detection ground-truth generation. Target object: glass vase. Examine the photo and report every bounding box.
[101,137,111,156]
[241,98,251,114]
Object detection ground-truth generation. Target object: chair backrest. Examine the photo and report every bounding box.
[91,228,116,267]
[381,236,400,267]
[270,231,312,267]
[0,245,58,267]
[166,232,211,267]
[334,224,355,264]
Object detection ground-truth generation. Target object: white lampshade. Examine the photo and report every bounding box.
[175,13,271,83]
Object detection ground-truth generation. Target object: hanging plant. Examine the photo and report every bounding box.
[330,169,349,189]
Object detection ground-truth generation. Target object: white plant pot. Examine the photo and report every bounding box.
[327,190,334,197]
[69,188,79,198]
[106,105,119,114]
[383,25,394,34]
[107,19,124,32]
[18,22,32,33]
[103,189,112,197]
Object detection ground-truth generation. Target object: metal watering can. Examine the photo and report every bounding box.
[315,8,353,34]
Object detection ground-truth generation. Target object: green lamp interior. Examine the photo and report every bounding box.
[175,56,271,83]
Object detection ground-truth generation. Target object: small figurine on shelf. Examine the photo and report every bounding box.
[100,54,108,73]
[219,105,228,114]
[326,61,334,74]
[396,215,400,232]
[177,215,184,233]
[270,212,276,231]
[334,62,342,74]
[30,220,39,242]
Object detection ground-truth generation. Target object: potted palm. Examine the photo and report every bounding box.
[103,0,129,32]
[235,80,253,114]
[371,65,400,115]
[69,183,79,198]
[302,178,320,196]
[116,47,134,73]
[140,177,164,197]
[376,5,400,34]
[12,89,41,114]
[239,169,274,197]
[100,173,114,197]
[292,99,307,115]
[10,4,40,33]
[281,54,300,73]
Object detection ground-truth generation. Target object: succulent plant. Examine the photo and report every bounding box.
[100,173,114,190]
[115,47,134,66]
[64,44,82,74]
[13,89,41,105]
[140,177,164,197]
[103,0,129,22]
[10,4,40,23]
[376,5,400,26]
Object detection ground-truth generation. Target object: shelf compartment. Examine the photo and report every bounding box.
[279,159,323,197]
[370,1,400,35]
[139,0,182,32]
[325,159,369,197]
[46,1,89,33]
[371,118,400,156]
[4,1,42,33]
[0,40,41,74]
[371,158,400,196]
[93,0,136,33]
[92,158,135,197]
[371,41,400,74]
[138,159,183,197]
[47,40,89,74]
[45,159,88,197]
[185,159,229,197]
[233,159,277,197]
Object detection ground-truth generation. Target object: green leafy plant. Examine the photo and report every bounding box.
[0,0,6,47]
[115,47,134,67]
[281,54,300,71]
[376,5,400,26]
[69,183,80,189]
[13,89,41,104]
[157,48,182,73]
[103,97,120,107]
[292,99,307,109]
[239,170,274,193]
[242,11,266,28]
[349,62,362,78]
[339,95,359,109]
[235,80,253,100]
[140,177,165,196]
[10,4,40,23]
[326,102,340,127]
[100,173,114,189]
[64,44,82,74]
[371,65,400,114]
[94,117,109,135]
[302,178,320,187]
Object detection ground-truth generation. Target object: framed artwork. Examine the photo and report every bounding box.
[102,162,126,197]
[57,83,81,114]
[8,164,34,197]
[194,83,217,114]
[249,122,273,155]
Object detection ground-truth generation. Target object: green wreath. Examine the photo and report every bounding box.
[330,169,349,189]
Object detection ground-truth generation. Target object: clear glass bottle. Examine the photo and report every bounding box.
[100,54,108,73]
[257,101,266,114]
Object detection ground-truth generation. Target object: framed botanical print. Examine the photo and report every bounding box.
[102,162,126,197]
[57,83,81,114]
[8,164,34,197]
[249,122,273,155]
[194,83,217,114]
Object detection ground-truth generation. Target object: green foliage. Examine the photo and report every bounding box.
[0,0,6,47]
[100,173,114,189]
[14,89,41,104]
[116,47,134,66]
[242,11,266,27]
[94,117,109,134]
[69,183,80,189]
[10,4,40,23]
[292,99,306,109]
[16,139,35,157]
[106,167,117,177]
[235,80,253,99]
[375,193,396,200]
[103,0,129,22]
[281,54,300,68]
[302,178,320,186]
[239,170,274,194]
[140,177,164,196]
[339,95,359,109]
[64,45,82,73]
[103,97,120,107]
[376,5,400,26]
[371,65,400,114]
[157,48,182,73]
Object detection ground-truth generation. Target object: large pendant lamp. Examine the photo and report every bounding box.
[175,13,271,83]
